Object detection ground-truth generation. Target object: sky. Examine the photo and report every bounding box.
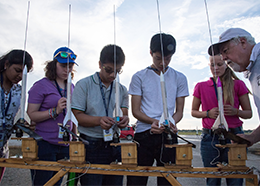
[1,0,260,130]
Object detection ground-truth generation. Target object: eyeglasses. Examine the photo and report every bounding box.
[103,66,123,74]
[54,51,77,60]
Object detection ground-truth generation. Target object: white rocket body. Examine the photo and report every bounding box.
[63,72,78,127]
[113,73,123,121]
[159,72,175,126]
[212,77,228,131]
[14,66,30,124]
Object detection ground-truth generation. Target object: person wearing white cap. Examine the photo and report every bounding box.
[208,28,260,146]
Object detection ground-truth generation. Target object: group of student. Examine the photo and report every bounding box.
[0,27,259,186]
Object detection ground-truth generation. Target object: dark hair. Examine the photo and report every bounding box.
[44,59,74,80]
[0,49,33,72]
[150,33,176,56]
[100,44,125,66]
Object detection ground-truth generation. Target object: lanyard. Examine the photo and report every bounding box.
[211,77,218,100]
[0,73,12,128]
[97,72,113,117]
[54,80,67,116]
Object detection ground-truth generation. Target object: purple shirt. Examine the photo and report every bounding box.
[28,77,74,145]
[193,78,249,129]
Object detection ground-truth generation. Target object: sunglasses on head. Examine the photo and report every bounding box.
[54,51,77,60]
[103,65,123,74]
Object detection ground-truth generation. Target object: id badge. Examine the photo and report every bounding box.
[58,127,65,139]
[103,128,113,141]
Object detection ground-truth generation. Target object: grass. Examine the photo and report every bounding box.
[178,131,199,135]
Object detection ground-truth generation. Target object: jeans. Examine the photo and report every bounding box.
[127,130,177,186]
[79,134,123,186]
[200,127,244,186]
[31,140,69,186]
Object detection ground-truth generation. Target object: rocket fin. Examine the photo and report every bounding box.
[14,108,31,124]
[212,114,228,131]
[63,111,78,127]
[168,112,176,126]
[13,109,21,124]
[24,112,31,124]
[159,112,175,127]
[159,114,165,127]
[71,111,78,127]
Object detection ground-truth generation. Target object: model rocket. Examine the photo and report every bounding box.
[111,72,122,142]
[159,72,175,127]
[113,73,123,121]
[63,72,78,127]
[211,77,228,131]
[14,66,31,124]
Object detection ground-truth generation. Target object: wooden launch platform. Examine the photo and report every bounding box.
[0,137,257,186]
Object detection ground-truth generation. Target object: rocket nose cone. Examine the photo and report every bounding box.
[68,72,72,81]
[217,77,222,87]
[23,65,28,74]
[160,72,164,82]
[116,72,119,82]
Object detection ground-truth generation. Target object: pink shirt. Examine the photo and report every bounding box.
[193,78,249,129]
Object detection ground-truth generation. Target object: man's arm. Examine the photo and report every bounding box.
[172,96,186,124]
[238,125,260,146]
[131,95,158,124]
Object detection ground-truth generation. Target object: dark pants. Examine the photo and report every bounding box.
[201,127,244,186]
[127,130,177,186]
[79,134,123,186]
[31,140,69,186]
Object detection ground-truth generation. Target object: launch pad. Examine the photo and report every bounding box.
[0,137,258,186]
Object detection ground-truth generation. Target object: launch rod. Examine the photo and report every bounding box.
[66,4,71,122]
[203,0,217,80]
[20,1,30,122]
[113,5,121,123]
[113,5,117,87]
[204,1,224,127]
[22,1,30,67]
[156,0,170,127]
[156,0,165,72]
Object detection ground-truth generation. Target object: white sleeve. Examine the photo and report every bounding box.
[128,72,142,96]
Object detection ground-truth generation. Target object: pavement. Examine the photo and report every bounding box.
[1,134,260,186]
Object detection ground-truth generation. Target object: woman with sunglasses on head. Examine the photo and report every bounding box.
[191,54,252,186]
[0,49,33,182]
[27,47,77,186]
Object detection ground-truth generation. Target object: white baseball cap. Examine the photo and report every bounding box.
[208,28,252,56]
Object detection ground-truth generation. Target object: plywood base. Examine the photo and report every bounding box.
[216,143,247,167]
[165,143,193,167]
[111,142,137,165]
[12,138,38,160]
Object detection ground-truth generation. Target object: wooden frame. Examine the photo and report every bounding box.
[3,139,257,186]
